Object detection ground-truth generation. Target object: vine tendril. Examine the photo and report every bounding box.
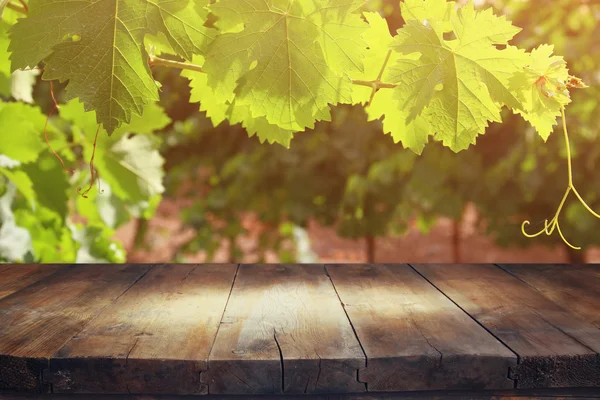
[77,124,103,198]
[521,106,600,250]
[44,81,74,176]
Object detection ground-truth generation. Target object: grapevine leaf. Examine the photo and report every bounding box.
[0,166,36,205]
[14,205,78,262]
[509,45,571,140]
[10,0,213,133]
[229,102,295,147]
[389,2,528,151]
[367,87,432,154]
[204,0,368,131]
[145,32,176,57]
[21,152,71,221]
[0,13,12,79]
[182,55,229,127]
[60,98,171,136]
[354,12,431,153]
[183,55,295,147]
[351,12,395,104]
[400,0,455,30]
[0,102,47,163]
[0,9,18,97]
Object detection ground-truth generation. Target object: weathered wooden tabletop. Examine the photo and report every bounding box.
[0,264,598,398]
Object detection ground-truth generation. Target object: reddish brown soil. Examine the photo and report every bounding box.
[115,199,600,264]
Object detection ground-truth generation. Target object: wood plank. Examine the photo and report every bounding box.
[413,264,600,389]
[49,264,237,395]
[2,387,600,399]
[326,264,516,392]
[202,264,366,395]
[0,265,150,393]
[0,265,65,300]
[499,265,600,329]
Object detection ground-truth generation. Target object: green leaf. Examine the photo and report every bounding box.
[351,12,394,105]
[10,0,214,133]
[14,205,78,262]
[368,86,432,154]
[0,101,47,163]
[0,166,36,205]
[400,0,455,30]
[228,101,294,147]
[509,44,571,140]
[0,10,18,96]
[183,55,294,147]
[388,2,528,151]
[182,55,229,127]
[0,12,14,78]
[355,12,432,153]
[21,151,71,221]
[60,98,171,136]
[72,223,126,263]
[204,0,368,131]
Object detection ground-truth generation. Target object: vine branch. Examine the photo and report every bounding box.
[148,56,398,90]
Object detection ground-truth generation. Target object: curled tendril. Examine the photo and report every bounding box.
[521,106,600,250]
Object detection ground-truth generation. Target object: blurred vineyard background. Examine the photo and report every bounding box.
[1,0,599,264]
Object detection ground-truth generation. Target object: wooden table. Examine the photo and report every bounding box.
[0,264,598,399]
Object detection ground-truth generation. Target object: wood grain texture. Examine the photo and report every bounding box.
[0,265,65,300]
[202,264,365,395]
[0,265,150,393]
[413,264,600,389]
[499,265,600,329]
[326,264,516,392]
[49,264,237,395]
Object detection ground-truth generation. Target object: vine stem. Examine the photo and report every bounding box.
[6,1,27,14]
[521,106,600,250]
[148,56,204,73]
[367,49,393,105]
[148,56,398,90]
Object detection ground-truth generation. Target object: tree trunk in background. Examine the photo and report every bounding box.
[366,235,376,264]
[565,244,586,264]
[228,236,236,264]
[452,211,464,264]
[132,218,149,250]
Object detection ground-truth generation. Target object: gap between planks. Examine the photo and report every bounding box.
[407,263,521,388]
[324,265,369,391]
